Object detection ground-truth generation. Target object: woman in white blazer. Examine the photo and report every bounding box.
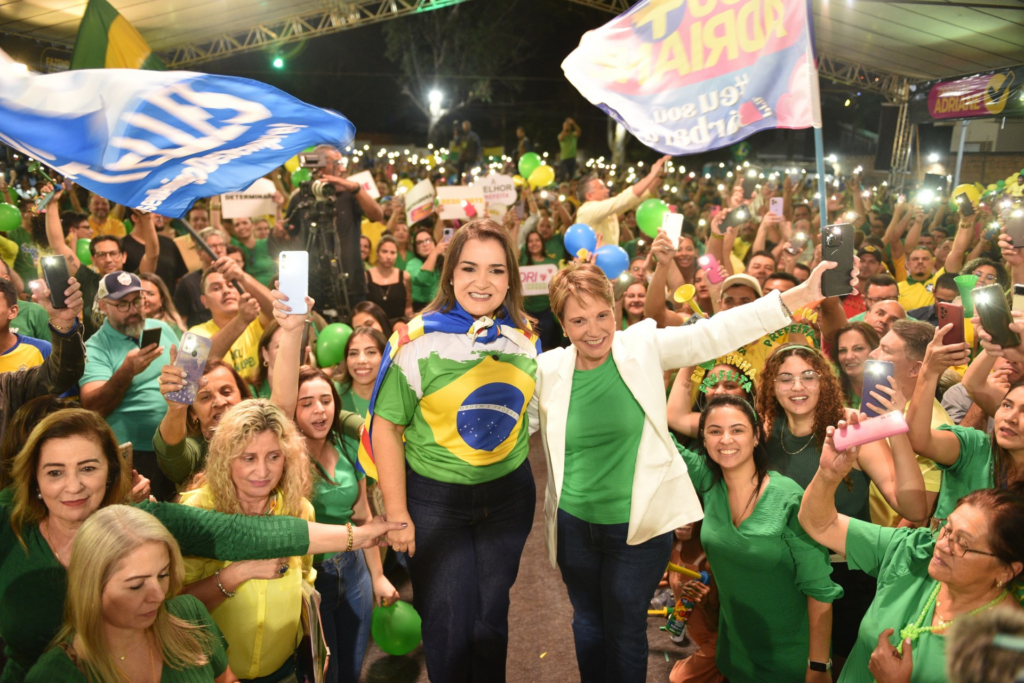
[530,232,857,683]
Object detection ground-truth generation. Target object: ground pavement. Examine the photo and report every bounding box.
[360,432,698,682]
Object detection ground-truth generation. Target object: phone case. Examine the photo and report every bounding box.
[975,284,1021,348]
[821,223,855,297]
[139,327,162,349]
[770,198,784,216]
[833,411,909,452]
[786,233,809,255]
[278,251,309,315]
[937,303,965,346]
[861,360,895,419]
[1007,216,1024,249]
[1013,285,1024,313]
[698,254,724,284]
[722,207,751,231]
[165,333,213,405]
[40,256,70,309]
[955,193,974,217]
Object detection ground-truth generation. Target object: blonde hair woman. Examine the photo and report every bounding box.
[178,399,316,683]
[26,505,235,683]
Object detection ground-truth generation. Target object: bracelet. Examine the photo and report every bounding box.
[779,293,794,319]
[709,232,724,240]
[49,321,74,332]
[346,522,354,552]
[808,659,832,672]
[215,568,236,598]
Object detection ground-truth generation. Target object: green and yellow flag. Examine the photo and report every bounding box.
[70,0,165,70]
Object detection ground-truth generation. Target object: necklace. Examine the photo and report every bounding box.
[897,580,1009,654]
[780,422,815,456]
[40,520,73,566]
[113,633,159,682]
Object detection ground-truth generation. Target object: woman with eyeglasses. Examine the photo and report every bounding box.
[410,228,448,312]
[960,257,1009,291]
[798,418,1024,683]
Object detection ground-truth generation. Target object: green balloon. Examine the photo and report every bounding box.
[518,152,542,180]
[0,203,20,232]
[316,323,353,367]
[291,167,312,185]
[997,179,1006,190]
[635,198,670,238]
[76,239,92,266]
[123,218,134,235]
[371,600,422,656]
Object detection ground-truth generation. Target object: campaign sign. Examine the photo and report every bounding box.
[221,177,277,219]
[436,186,486,221]
[520,263,559,296]
[347,170,381,199]
[405,179,436,224]
[476,173,518,206]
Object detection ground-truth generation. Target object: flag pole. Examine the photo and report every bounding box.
[814,126,828,230]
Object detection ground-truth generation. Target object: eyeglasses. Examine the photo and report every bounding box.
[973,271,999,284]
[935,523,999,559]
[93,250,122,260]
[110,298,143,312]
[415,238,434,246]
[774,371,820,388]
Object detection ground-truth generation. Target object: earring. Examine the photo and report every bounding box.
[36,491,42,499]
[263,360,268,367]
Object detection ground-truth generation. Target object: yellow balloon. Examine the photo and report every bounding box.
[513,175,525,188]
[284,156,300,173]
[951,183,980,207]
[528,164,555,189]
[397,178,415,192]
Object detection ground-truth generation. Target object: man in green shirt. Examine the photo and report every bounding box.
[557,117,581,181]
[0,260,49,341]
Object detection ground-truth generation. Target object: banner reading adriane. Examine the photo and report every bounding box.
[562,0,821,155]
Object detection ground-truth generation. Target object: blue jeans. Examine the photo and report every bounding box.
[315,549,373,683]
[406,458,536,683]
[556,508,674,683]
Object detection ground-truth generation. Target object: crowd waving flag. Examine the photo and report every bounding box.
[70,0,165,70]
[0,50,355,218]
[562,0,822,155]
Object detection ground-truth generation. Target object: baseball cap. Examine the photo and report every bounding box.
[97,271,142,301]
[858,244,883,260]
[721,273,763,297]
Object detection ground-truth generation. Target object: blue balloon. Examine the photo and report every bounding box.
[564,223,597,257]
[594,245,630,280]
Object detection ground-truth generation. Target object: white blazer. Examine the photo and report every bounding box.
[529,291,792,568]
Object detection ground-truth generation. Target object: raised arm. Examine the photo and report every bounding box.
[666,366,701,437]
[944,210,976,275]
[134,212,160,274]
[268,290,312,417]
[631,155,670,198]
[860,386,930,523]
[43,184,79,272]
[882,204,910,261]
[961,350,1005,417]
[906,325,969,466]
[798,423,858,556]
[645,231,685,328]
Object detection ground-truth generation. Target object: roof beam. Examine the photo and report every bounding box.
[162,0,472,68]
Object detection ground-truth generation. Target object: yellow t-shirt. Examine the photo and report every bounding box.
[868,398,950,527]
[189,317,264,384]
[362,219,387,265]
[180,486,315,680]
[896,255,944,311]
[88,215,126,238]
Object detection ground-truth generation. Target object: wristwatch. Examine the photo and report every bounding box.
[808,659,832,672]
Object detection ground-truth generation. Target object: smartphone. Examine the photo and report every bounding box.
[786,232,809,255]
[40,255,70,309]
[740,166,761,198]
[165,333,213,405]
[1013,284,1024,312]
[1006,210,1024,249]
[118,442,134,476]
[769,197,784,216]
[278,251,309,316]
[937,303,965,346]
[975,284,1021,348]
[697,254,725,284]
[721,207,751,232]
[861,360,895,418]
[955,192,975,217]
[833,411,909,452]
[821,223,855,297]
[442,227,454,243]
[662,213,683,249]
[139,327,162,350]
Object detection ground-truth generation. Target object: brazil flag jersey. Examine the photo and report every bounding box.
[374,331,538,485]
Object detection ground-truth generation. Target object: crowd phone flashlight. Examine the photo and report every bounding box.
[821,223,855,297]
[786,232,808,255]
[975,284,1021,348]
[955,192,975,217]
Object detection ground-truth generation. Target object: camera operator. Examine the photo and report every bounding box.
[272,145,382,314]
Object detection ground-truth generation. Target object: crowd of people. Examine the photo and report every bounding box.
[0,119,1023,683]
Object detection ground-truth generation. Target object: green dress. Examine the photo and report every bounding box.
[838,520,953,683]
[25,595,228,683]
[0,494,310,683]
[678,443,842,682]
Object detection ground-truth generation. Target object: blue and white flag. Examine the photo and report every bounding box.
[0,53,355,218]
[562,0,821,156]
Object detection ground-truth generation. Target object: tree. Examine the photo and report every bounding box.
[382,0,544,144]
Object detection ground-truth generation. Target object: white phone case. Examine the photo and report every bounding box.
[278,251,309,315]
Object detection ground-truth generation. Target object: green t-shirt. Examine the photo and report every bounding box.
[839,520,948,683]
[6,227,39,291]
[411,267,441,305]
[934,424,995,521]
[559,133,578,161]
[10,299,50,342]
[231,238,277,290]
[312,436,365,563]
[81,319,176,449]
[373,331,537,485]
[394,252,422,275]
[250,379,272,399]
[25,595,228,683]
[559,355,644,524]
[153,428,209,487]
[544,232,566,261]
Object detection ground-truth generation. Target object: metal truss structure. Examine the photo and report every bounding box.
[164,0,470,67]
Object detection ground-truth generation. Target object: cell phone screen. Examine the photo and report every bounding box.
[139,327,162,349]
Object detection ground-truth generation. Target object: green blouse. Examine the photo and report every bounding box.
[678,442,842,683]
[312,435,365,563]
[25,595,228,683]
[0,495,310,683]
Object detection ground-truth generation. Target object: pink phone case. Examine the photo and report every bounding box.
[698,254,724,284]
[770,198,784,215]
[832,411,908,452]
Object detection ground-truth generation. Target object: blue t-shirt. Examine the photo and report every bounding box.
[81,319,176,450]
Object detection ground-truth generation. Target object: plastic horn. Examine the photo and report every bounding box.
[672,284,706,318]
[647,607,669,617]
[666,562,703,580]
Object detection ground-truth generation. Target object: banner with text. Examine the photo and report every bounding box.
[436,186,486,221]
[908,66,1024,124]
[520,263,559,296]
[405,179,436,224]
[221,177,277,219]
[561,0,821,155]
[348,170,381,199]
